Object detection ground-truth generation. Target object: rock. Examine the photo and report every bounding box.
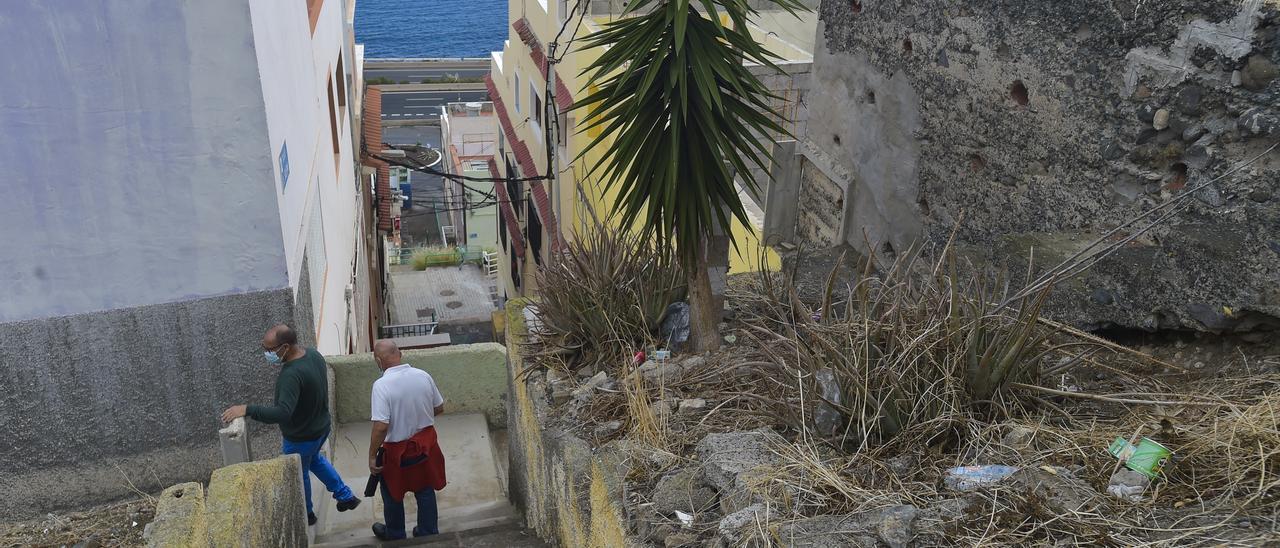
[1089,288,1114,306]
[1181,124,1206,143]
[1239,55,1278,91]
[1005,466,1099,513]
[594,420,623,438]
[1106,469,1151,500]
[653,468,718,514]
[813,368,845,437]
[1136,104,1156,123]
[680,356,706,370]
[678,398,708,413]
[696,429,788,491]
[1152,108,1170,130]
[1238,107,1279,136]
[551,386,572,406]
[717,504,773,545]
[1249,189,1272,203]
[572,371,609,401]
[576,366,595,378]
[774,505,918,548]
[638,360,684,383]
[72,538,101,548]
[1195,184,1224,207]
[1002,425,1037,448]
[649,399,674,421]
[1175,86,1203,115]
[665,532,699,548]
[718,467,771,515]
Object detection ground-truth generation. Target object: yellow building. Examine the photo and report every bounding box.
[487,0,816,298]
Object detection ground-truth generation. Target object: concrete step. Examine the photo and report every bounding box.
[311,414,515,546]
[313,522,547,548]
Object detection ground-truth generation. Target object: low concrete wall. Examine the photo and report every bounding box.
[328,343,508,428]
[145,455,306,547]
[504,301,632,548]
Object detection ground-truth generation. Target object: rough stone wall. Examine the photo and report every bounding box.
[0,289,301,519]
[504,301,633,548]
[800,0,1280,331]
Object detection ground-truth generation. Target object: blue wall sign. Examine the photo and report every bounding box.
[279,142,290,189]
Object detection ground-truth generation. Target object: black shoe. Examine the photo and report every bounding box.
[372,522,405,541]
[412,526,438,538]
[308,512,317,526]
[336,497,361,512]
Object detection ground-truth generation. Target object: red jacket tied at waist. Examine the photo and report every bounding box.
[381,425,447,502]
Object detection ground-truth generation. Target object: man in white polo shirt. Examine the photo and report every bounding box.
[367,340,447,541]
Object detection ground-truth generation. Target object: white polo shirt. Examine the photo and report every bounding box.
[371,364,445,443]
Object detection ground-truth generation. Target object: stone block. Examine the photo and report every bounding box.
[143,483,207,548]
[652,467,717,514]
[696,429,787,491]
[204,454,307,547]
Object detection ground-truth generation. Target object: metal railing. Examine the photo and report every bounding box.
[380,320,439,338]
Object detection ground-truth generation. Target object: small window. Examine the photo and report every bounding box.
[335,53,347,109]
[327,75,339,155]
[514,73,521,113]
[531,82,543,128]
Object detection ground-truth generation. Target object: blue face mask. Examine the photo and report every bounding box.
[264,349,283,364]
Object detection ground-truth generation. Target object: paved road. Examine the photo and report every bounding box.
[380,90,490,120]
[364,61,489,84]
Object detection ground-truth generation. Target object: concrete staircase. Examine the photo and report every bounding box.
[311,414,543,547]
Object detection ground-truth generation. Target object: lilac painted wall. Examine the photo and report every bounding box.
[0,0,288,323]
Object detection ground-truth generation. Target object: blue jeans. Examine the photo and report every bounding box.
[380,477,438,538]
[281,433,355,514]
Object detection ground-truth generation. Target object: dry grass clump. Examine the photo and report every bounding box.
[529,221,684,372]
[738,247,1062,449]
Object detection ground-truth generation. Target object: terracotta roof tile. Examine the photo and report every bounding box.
[512,17,575,112]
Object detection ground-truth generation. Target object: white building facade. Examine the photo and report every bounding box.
[0,0,376,518]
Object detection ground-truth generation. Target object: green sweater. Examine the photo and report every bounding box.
[247,348,332,442]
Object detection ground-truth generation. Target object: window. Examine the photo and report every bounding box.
[513,72,521,113]
[327,75,339,155]
[558,0,569,23]
[335,53,347,110]
[531,82,543,128]
[558,114,571,147]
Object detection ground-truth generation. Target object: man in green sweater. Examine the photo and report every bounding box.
[222,324,360,526]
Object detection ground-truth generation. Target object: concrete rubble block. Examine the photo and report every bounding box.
[1005,466,1099,513]
[572,371,610,401]
[775,505,919,548]
[719,467,773,516]
[143,482,207,548]
[636,359,686,383]
[652,467,719,515]
[717,503,775,547]
[218,417,253,466]
[696,429,788,491]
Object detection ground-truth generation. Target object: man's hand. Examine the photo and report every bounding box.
[221,405,247,424]
[369,456,383,475]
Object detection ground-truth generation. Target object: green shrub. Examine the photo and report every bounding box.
[411,246,460,270]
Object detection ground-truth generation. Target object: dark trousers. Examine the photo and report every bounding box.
[380,477,439,538]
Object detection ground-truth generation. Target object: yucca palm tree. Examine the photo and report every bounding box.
[574,0,802,351]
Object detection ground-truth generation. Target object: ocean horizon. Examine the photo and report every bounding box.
[355,0,508,59]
